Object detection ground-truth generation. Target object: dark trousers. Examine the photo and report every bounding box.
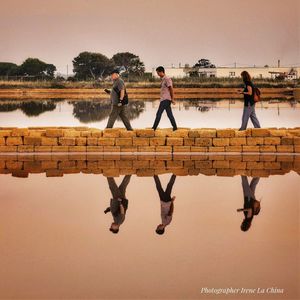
[152,100,177,130]
[154,174,176,202]
[106,105,133,130]
[107,175,131,199]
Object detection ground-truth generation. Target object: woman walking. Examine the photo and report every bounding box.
[239,71,261,130]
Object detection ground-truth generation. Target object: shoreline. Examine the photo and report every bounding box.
[0,87,296,100]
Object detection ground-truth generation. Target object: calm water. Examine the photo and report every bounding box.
[0,98,299,129]
[0,154,299,300]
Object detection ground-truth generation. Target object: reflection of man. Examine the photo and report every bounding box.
[105,69,133,130]
[238,176,261,232]
[153,174,176,235]
[104,175,131,234]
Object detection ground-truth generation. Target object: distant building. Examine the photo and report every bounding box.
[152,65,300,80]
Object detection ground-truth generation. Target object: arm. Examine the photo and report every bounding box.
[168,202,174,216]
[119,88,125,101]
[168,86,175,104]
[243,85,252,95]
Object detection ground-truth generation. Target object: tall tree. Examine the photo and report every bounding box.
[19,58,57,78]
[0,62,19,76]
[112,52,145,76]
[72,52,115,80]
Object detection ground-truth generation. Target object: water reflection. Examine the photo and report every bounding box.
[105,175,131,234]
[71,100,145,123]
[0,157,299,299]
[0,98,299,128]
[154,174,176,235]
[238,176,261,232]
[0,99,62,117]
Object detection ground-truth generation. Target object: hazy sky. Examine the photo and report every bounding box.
[0,0,299,74]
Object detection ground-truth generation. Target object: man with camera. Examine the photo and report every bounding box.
[105,69,133,130]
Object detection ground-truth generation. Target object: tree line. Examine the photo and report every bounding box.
[0,51,145,81]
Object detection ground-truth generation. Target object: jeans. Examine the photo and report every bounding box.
[154,174,176,202]
[152,100,177,130]
[106,105,133,130]
[239,105,261,130]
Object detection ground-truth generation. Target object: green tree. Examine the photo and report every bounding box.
[72,52,115,80]
[193,59,216,68]
[19,58,56,79]
[112,52,145,76]
[0,62,19,76]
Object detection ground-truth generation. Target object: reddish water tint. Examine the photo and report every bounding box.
[0,169,299,299]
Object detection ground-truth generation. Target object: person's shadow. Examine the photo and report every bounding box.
[104,175,131,234]
[237,176,261,232]
[153,174,176,235]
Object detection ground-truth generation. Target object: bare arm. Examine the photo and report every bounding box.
[119,89,125,101]
[168,86,175,103]
[243,85,252,95]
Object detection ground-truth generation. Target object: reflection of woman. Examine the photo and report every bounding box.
[104,175,131,234]
[238,176,261,232]
[238,71,261,130]
[153,175,176,235]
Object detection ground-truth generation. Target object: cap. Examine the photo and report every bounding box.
[110,68,120,75]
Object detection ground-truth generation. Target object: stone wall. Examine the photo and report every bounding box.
[0,127,300,154]
[0,153,299,178]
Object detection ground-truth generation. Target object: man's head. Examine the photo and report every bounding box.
[156,224,165,235]
[241,219,252,232]
[110,223,120,234]
[111,69,120,80]
[156,66,165,78]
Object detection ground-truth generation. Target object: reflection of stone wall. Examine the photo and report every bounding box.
[0,127,300,153]
[0,154,299,178]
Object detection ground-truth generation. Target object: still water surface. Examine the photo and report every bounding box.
[0,165,299,299]
[0,98,299,129]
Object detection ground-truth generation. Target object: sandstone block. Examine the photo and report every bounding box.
[24,136,42,146]
[216,129,235,138]
[264,137,281,145]
[41,137,58,146]
[277,145,294,153]
[18,145,34,152]
[167,138,183,146]
[247,137,264,145]
[251,128,270,137]
[269,129,287,137]
[59,137,76,146]
[135,129,155,137]
[150,137,165,146]
[6,137,23,145]
[11,128,29,137]
[213,138,230,146]
[230,138,247,146]
[0,130,12,137]
[195,138,212,147]
[242,146,260,152]
[98,138,115,146]
[260,145,276,152]
[199,129,216,138]
[46,129,64,137]
[132,137,149,146]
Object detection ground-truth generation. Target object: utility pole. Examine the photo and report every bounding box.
[66,65,69,78]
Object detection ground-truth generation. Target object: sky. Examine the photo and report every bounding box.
[0,0,299,74]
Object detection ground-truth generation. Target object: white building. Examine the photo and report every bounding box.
[152,66,300,80]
